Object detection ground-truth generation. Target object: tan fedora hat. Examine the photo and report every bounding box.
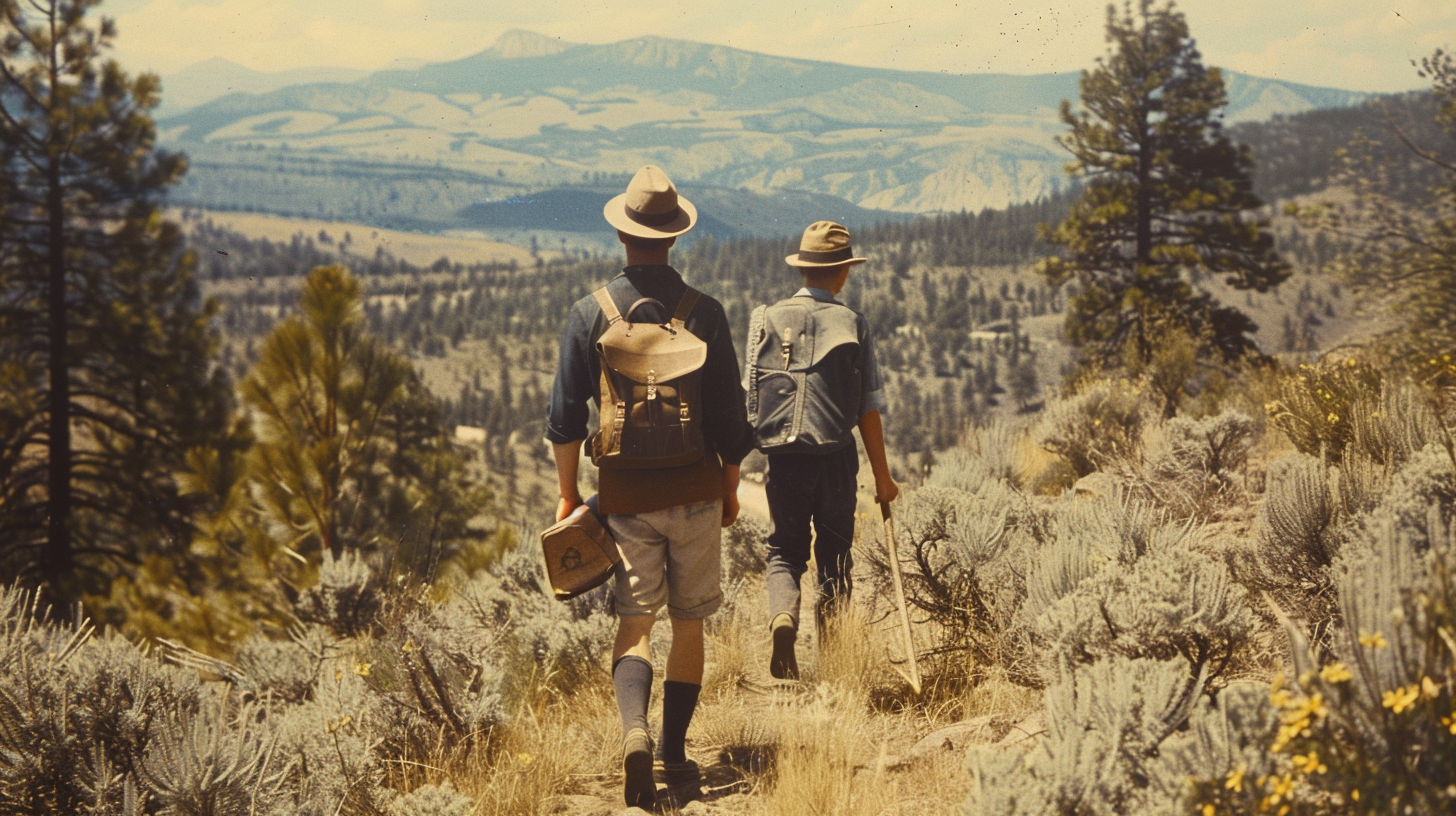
[785,221,868,267]
[603,165,697,238]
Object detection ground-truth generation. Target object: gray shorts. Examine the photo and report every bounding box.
[606,500,723,620]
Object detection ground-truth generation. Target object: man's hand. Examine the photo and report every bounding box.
[556,495,583,522]
[551,440,586,522]
[874,475,900,505]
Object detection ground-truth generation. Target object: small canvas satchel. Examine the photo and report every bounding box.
[540,496,619,601]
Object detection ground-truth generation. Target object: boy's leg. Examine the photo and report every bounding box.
[812,445,861,626]
[764,454,818,629]
[764,454,819,679]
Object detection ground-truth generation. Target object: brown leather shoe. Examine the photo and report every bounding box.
[623,727,658,811]
[769,613,799,680]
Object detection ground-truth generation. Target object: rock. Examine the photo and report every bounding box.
[680,801,712,815]
[1073,471,1120,498]
[995,710,1047,750]
[543,794,615,816]
[907,715,1006,758]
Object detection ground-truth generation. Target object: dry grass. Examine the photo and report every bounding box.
[957,663,1039,722]
[752,685,897,816]
[459,683,620,815]
[816,601,895,695]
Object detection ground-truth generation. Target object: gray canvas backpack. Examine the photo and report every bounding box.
[746,297,862,453]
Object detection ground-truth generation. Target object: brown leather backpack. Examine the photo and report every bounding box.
[590,286,707,469]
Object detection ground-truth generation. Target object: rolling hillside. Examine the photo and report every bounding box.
[159,29,1368,220]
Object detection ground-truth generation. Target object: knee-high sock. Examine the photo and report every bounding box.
[613,655,653,735]
[660,680,701,763]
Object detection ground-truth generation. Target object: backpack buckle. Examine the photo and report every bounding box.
[679,402,690,422]
[645,370,658,401]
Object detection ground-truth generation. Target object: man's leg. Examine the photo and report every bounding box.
[764,454,817,679]
[605,510,672,812]
[660,616,703,767]
[657,500,722,800]
[612,614,657,810]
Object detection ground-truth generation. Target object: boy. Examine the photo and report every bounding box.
[748,220,898,680]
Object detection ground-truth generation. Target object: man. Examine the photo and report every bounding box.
[545,165,752,810]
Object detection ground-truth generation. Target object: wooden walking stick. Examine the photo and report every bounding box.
[879,499,922,695]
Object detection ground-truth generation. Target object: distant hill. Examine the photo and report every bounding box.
[157,58,369,117]
[158,30,1368,217]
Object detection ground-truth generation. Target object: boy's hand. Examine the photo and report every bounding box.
[556,495,582,522]
[722,463,741,527]
[874,476,899,505]
[722,492,740,527]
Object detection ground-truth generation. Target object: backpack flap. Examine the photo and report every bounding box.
[590,286,710,469]
[748,299,862,453]
[597,323,707,383]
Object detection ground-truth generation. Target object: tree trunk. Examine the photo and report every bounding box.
[40,10,72,600]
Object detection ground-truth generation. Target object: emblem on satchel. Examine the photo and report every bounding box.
[560,546,583,572]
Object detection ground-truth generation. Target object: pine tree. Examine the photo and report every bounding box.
[1304,50,1456,385]
[1038,0,1289,371]
[240,266,487,577]
[0,0,231,602]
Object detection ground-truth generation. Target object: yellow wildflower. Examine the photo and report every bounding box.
[1291,750,1327,775]
[1358,631,1388,649]
[1383,685,1419,714]
[1441,713,1456,735]
[1326,412,1339,424]
[354,662,372,677]
[1421,676,1440,699]
[1202,806,1215,816]
[1319,663,1352,684]
[1351,789,1360,801]
[1225,765,1245,792]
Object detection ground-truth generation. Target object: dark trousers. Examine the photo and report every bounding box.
[764,443,859,629]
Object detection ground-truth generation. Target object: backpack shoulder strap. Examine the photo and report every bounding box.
[745,304,768,425]
[592,287,623,324]
[670,287,700,328]
[588,287,623,324]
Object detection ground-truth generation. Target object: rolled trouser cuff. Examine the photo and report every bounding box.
[765,570,802,629]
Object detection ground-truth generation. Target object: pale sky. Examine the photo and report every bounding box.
[102,0,1454,94]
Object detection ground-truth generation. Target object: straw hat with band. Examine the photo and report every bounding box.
[785,221,868,268]
[603,165,697,238]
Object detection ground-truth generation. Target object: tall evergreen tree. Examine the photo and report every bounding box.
[240,265,487,577]
[1038,0,1289,371]
[0,0,231,601]
[1305,50,1456,385]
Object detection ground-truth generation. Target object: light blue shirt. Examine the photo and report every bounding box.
[792,287,889,418]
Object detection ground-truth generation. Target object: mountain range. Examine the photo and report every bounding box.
[160,30,1369,216]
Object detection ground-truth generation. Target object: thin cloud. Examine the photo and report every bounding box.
[107,0,1449,92]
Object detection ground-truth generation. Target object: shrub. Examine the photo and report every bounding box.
[721,516,769,588]
[1266,358,1383,465]
[294,550,383,638]
[1188,449,1456,815]
[1144,410,1257,518]
[967,657,1211,815]
[1254,453,1342,640]
[1033,499,1251,685]
[1037,380,1152,479]
[874,481,1040,686]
